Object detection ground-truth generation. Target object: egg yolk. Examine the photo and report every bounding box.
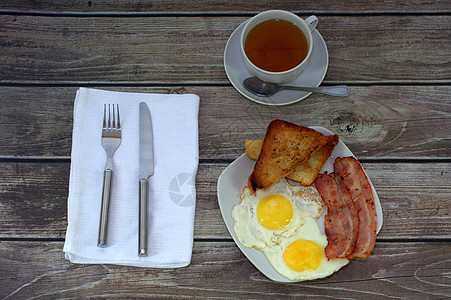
[256,194,293,230]
[282,240,323,272]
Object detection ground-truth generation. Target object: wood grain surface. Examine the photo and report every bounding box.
[0,1,450,298]
[0,15,450,83]
[0,161,450,239]
[0,86,450,159]
[1,241,450,299]
[1,0,450,13]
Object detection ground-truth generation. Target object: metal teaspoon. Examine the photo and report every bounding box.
[243,77,350,97]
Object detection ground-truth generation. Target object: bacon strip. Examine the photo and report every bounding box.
[334,157,377,259]
[315,173,359,259]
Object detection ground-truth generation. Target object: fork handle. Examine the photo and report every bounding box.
[98,168,113,247]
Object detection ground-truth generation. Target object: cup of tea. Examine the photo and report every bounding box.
[240,10,318,83]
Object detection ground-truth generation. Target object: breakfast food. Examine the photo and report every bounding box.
[315,173,359,259]
[245,134,338,186]
[334,157,377,259]
[230,119,379,281]
[314,157,376,260]
[286,134,338,184]
[244,139,263,160]
[248,120,328,193]
[262,217,349,281]
[232,179,323,250]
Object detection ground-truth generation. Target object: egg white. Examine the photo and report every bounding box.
[232,179,323,250]
[262,217,349,281]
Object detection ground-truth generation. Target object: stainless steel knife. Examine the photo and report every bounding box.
[138,102,154,256]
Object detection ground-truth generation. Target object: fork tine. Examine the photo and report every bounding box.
[112,104,116,129]
[103,104,107,129]
[117,104,121,129]
[108,104,112,130]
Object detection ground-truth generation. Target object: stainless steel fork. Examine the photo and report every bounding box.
[98,104,122,247]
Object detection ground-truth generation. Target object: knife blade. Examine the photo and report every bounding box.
[138,102,154,256]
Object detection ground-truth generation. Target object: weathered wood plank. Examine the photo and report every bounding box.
[0,15,449,83]
[1,0,450,13]
[0,161,449,239]
[0,86,449,159]
[1,241,450,299]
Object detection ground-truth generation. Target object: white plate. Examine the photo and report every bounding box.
[217,127,383,282]
[224,20,329,106]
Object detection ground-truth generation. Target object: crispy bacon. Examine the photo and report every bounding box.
[315,173,359,259]
[334,157,377,259]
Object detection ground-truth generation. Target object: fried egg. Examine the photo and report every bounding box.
[263,217,349,281]
[232,179,323,250]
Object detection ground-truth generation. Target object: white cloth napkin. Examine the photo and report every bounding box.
[63,88,200,268]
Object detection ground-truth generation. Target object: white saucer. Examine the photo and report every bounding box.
[224,20,329,106]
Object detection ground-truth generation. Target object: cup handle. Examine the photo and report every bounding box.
[304,15,318,32]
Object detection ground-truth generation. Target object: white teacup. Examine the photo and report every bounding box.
[240,10,318,84]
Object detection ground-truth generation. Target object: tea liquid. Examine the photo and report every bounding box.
[244,19,308,72]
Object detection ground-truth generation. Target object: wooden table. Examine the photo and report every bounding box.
[1,1,450,298]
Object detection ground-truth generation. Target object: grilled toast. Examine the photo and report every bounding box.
[246,134,338,186]
[248,120,328,192]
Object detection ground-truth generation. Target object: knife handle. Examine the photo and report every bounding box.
[139,178,148,256]
[98,168,113,247]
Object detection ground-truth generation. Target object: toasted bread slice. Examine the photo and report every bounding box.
[248,120,328,192]
[286,134,338,185]
[246,134,338,186]
[245,139,263,160]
